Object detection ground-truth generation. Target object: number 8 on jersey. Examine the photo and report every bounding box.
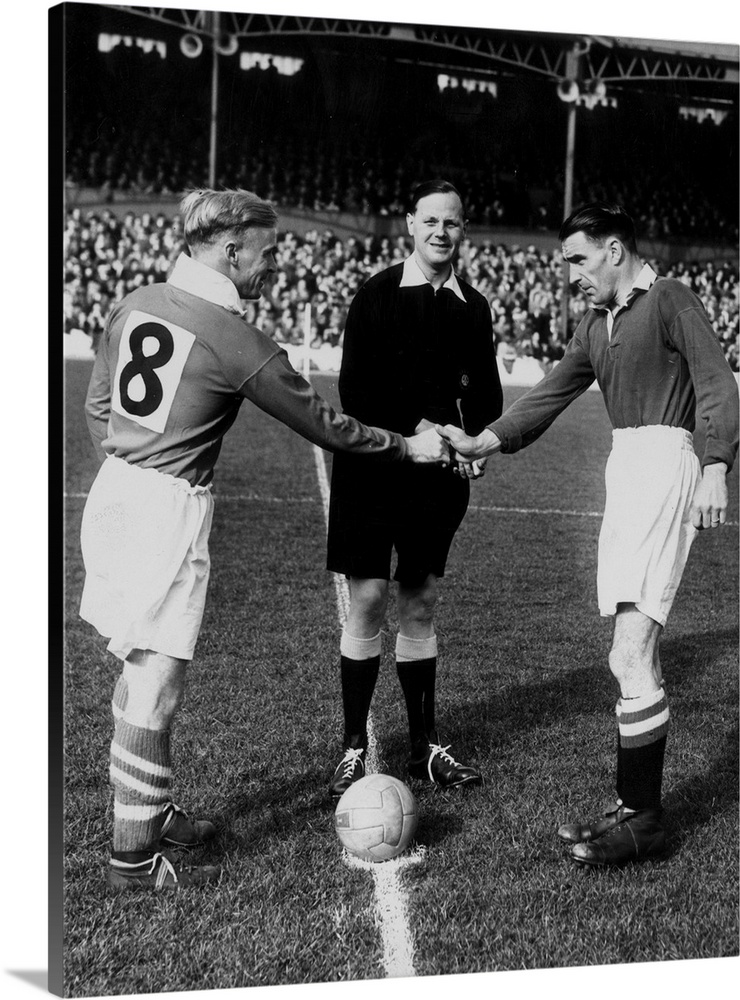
[112,310,196,434]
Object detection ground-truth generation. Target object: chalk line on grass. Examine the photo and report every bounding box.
[311,444,420,979]
[64,491,740,529]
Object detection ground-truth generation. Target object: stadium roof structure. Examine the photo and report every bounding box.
[103,5,739,105]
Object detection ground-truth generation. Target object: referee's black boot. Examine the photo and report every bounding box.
[568,807,665,866]
[329,736,367,800]
[407,731,482,788]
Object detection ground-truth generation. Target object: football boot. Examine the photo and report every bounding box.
[329,746,367,799]
[557,800,627,844]
[160,802,217,848]
[569,808,665,866]
[407,735,482,788]
[108,851,221,890]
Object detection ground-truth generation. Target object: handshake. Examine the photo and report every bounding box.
[404,425,501,478]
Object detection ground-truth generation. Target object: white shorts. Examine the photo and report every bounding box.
[80,456,214,661]
[597,426,700,627]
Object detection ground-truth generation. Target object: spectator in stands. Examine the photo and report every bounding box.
[64,208,738,372]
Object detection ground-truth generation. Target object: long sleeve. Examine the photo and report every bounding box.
[337,285,388,424]
[459,299,503,435]
[489,331,596,452]
[84,332,113,463]
[667,301,739,470]
[239,351,408,460]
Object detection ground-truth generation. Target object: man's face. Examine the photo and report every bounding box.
[234,227,278,299]
[407,192,466,276]
[561,231,617,309]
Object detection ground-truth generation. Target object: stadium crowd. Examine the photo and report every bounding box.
[65,120,739,247]
[64,31,739,247]
[64,208,739,372]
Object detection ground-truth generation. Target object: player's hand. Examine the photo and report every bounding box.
[691,462,729,529]
[404,427,450,465]
[435,424,502,461]
[453,458,488,479]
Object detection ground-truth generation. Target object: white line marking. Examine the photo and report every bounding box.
[65,490,739,528]
[311,444,419,978]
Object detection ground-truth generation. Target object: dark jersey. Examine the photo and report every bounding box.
[490,267,738,470]
[328,259,502,534]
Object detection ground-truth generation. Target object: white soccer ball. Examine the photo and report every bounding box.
[334,773,418,862]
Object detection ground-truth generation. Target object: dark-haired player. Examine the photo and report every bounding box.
[326,180,503,798]
[440,201,738,866]
[80,188,449,890]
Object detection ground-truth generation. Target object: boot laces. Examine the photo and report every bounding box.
[429,743,457,766]
[151,853,180,888]
[340,747,365,778]
[160,802,186,838]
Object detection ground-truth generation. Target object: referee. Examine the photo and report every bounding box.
[440,202,738,866]
[327,180,503,798]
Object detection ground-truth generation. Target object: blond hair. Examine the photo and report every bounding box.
[179,189,278,249]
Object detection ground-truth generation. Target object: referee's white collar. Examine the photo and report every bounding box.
[400,253,466,301]
[168,253,247,316]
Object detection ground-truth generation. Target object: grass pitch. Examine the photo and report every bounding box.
[62,359,738,995]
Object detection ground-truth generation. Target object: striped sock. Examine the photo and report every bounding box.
[615,687,669,811]
[110,719,171,853]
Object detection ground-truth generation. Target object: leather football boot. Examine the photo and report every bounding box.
[570,808,665,866]
[407,736,481,788]
[557,800,627,844]
[160,802,217,848]
[329,746,367,799]
[108,851,221,890]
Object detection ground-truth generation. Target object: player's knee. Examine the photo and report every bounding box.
[123,654,187,729]
[607,644,629,683]
[608,640,652,686]
[349,579,388,621]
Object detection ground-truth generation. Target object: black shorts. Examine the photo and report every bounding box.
[326,458,469,587]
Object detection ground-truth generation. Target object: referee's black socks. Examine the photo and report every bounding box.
[395,633,438,749]
[339,629,381,749]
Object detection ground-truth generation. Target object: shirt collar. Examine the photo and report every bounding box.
[599,263,658,340]
[168,253,246,316]
[400,253,466,302]
[594,262,659,314]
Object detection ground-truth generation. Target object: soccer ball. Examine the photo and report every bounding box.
[334,773,418,862]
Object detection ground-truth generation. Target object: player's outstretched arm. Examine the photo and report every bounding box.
[435,424,502,461]
[403,428,450,465]
[690,462,729,529]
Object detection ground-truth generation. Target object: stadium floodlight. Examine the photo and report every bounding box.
[557,79,580,103]
[215,33,239,57]
[180,33,203,58]
[586,78,607,100]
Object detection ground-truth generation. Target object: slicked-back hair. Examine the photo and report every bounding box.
[408,179,465,217]
[179,188,278,250]
[559,201,638,255]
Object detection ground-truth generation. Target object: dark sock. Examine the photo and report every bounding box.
[396,657,437,747]
[341,655,380,748]
[615,689,669,811]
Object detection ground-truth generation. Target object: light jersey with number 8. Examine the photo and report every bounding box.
[112,310,196,434]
